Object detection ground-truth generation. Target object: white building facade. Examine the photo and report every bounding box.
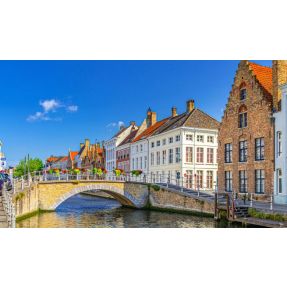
[148,126,218,190]
[274,83,287,204]
[105,124,135,172]
[130,139,149,174]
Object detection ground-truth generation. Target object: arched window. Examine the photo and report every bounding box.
[239,82,247,101]
[238,105,247,128]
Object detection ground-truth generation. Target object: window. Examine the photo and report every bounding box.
[240,88,247,101]
[136,158,138,169]
[207,136,214,143]
[239,140,248,162]
[186,147,193,163]
[175,135,180,142]
[225,143,232,163]
[277,169,282,194]
[169,137,173,144]
[239,170,248,193]
[136,145,139,152]
[255,138,264,161]
[225,171,232,192]
[132,158,135,170]
[144,156,147,169]
[196,170,203,189]
[140,157,143,169]
[196,147,204,163]
[185,170,193,189]
[238,105,248,128]
[168,149,173,164]
[151,142,155,148]
[156,151,160,165]
[175,147,181,163]
[162,150,166,164]
[197,135,204,142]
[277,132,282,157]
[151,153,154,166]
[140,144,143,152]
[156,140,160,147]
[186,134,193,141]
[162,139,166,145]
[255,169,265,194]
[207,148,214,164]
[206,171,213,189]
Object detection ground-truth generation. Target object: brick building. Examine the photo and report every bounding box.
[218,60,287,196]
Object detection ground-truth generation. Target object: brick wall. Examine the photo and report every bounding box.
[218,61,274,195]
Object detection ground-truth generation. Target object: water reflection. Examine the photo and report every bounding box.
[17,194,239,228]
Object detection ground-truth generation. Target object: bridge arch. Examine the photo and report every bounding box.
[49,183,137,210]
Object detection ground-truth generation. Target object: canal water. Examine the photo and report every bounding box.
[16,194,239,228]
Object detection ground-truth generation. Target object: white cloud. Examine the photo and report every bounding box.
[27,99,78,123]
[27,112,50,122]
[67,105,78,112]
[40,99,60,112]
[106,121,125,128]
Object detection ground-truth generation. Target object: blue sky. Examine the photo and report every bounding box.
[0,60,271,166]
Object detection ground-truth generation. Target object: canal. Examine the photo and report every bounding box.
[16,193,240,228]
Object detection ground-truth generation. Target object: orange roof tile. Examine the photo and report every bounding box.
[248,62,272,94]
[132,118,169,143]
[69,151,78,161]
[46,156,60,163]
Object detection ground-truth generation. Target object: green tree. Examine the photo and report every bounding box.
[14,157,44,177]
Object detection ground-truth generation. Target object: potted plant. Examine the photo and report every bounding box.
[113,168,124,177]
[131,170,143,176]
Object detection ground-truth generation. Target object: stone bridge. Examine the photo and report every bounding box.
[14,180,149,218]
[14,179,216,220]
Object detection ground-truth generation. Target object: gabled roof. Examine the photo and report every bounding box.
[132,118,170,142]
[112,127,128,138]
[152,109,219,136]
[248,62,272,95]
[78,145,85,157]
[46,156,60,163]
[118,129,138,147]
[69,151,78,161]
[59,156,68,162]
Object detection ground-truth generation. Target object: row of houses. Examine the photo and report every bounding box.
[104,60,287,204]
[105,102,219,190]
[46,139,104,171]
[46,60,287,204]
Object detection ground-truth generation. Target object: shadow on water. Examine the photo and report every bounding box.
[17,193,243,228]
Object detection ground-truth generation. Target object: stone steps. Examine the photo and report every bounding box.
[0,196,8,228]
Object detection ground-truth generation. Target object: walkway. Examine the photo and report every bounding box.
[159,182,287,214]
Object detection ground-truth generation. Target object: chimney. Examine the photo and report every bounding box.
[272,60,287,111]
[171,107,177,117]
[146,108,157,128]
[186,100,195,113]
[85,139,90,148]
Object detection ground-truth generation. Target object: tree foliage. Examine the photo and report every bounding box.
[14,158,44,177]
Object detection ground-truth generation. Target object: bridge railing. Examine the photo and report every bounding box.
[1,186,15,228]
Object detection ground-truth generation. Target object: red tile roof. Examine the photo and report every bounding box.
[132,118,169,143]
[69,151,78,161]
[248,62,272,94]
